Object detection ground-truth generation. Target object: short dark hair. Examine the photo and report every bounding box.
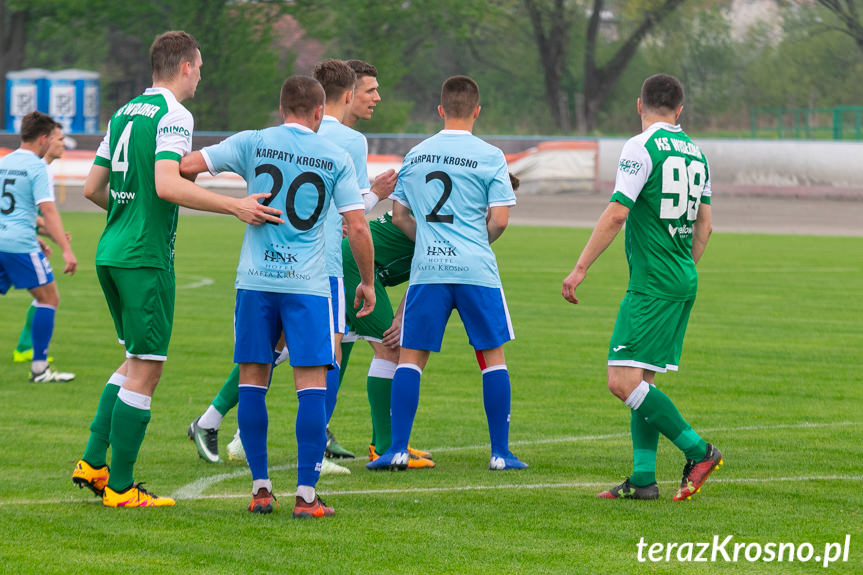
[150,30,199,82]
[280,76,325,118]
[346,59,378,80]
[20,111,58,143]
[640,74,684,113]
[441,75,480,118]
[313,59,357,103]
[509,172,520,192]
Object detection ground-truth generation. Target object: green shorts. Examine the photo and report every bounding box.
[97,265,175,360]
[608,291,694,373]
[342,257,394,342]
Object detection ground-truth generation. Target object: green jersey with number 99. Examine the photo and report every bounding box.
[609,122,711,300]
[92,87,194,270]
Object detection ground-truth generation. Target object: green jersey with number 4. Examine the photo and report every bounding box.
[93,87,194,270]
[609,122,711,300]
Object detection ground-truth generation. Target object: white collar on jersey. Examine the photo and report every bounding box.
[283,122,314,133]
[646,121,681,132]
[322,115,340,123]
[144,86,179,105]
[439,129,472,135]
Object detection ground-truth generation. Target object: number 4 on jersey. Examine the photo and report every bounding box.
[111,122,133,184]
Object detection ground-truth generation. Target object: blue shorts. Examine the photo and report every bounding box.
[0,251,54,294]
[330,276,347,335]
[400,283,514,352]
[234,289,334,367]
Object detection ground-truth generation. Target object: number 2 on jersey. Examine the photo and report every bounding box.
[660,156,705,220]
[425,171,454,224]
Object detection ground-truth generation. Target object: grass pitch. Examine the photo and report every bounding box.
[0,213,861,574]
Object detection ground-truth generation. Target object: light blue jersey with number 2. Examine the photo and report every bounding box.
[202,123,363,296]
[392,129,515,288]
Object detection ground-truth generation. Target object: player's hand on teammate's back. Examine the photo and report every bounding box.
[354,282,376,318]
[233,193,284,225]
[561,267,585,304]
[62,248,77,275]
[370,168,397,200]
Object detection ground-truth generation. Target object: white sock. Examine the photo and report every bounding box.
[197,405,223,430]
[117,387,152,410]
[31,360,48,374]
[624,380,651,410]
[296,484,316,504]
[107,372,126,387]
[252,478,272,494]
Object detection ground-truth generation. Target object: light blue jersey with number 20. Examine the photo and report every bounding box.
[392,129,515,288]
[202,123,363,296]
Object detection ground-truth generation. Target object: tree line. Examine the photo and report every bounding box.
[2,0,862,135]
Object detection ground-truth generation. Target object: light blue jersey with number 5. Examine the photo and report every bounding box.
[202,123,363,296]
[0,149,53,254]
[392,129,515,288]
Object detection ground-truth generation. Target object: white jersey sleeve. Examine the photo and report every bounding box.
[611,136,652,206]
[155,106,194,160]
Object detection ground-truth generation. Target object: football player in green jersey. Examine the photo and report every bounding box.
[562,74,722,502]
[72,30,282,508]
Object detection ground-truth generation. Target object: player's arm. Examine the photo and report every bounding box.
[487,205,510,243]
[179,150,208,181]
[83,163,110,210]
[561,201,629,304]
[381,293,406,348]
[366,168,397,208]
[154,159,283,225]
[343,208,376,317]
[691,204,712,264]
[37,201,76,275]
[391,200,417,242]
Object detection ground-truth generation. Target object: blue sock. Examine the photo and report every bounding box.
[31,305,56,362]
[296,388,326,487]
[390,365,421,453]
[238,385,268,481]
[324,362,340,424]
[482,366,511,456]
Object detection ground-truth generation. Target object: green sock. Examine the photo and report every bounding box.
[15,304,36,353]
[211,365,239,415]
[107,398,151,492]
[636,386,707,461]
[339,341,354,385]
[367,376,392,454]
[630,408,659,486]
[82,382,121,467]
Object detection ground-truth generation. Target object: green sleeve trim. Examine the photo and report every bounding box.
[93,156,111,168]
[155,151,181,162]
[701,195,712,206]
[610,191,634,209]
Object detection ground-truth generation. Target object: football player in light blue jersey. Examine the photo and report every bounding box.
[368,75,527,472]
[0,111,77,383]
[314,59,398,462]
[184,60,396,468]
[180,76,376,518]
[316,60,370,463]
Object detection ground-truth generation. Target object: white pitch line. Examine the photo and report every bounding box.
[185,474,863,500]
[176,275,214,289]
[1,474,861,506]
[172,420,860,499]
[435,420,862,453]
